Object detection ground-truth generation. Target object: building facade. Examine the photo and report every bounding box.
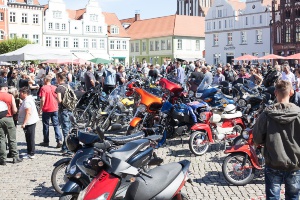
[8,0,43,44]
[43,0,109,61]
[127,15,205,65]
[177,0,213,16]
[205,0,272,65]
[0,0,8,40]
[272,0,300,57]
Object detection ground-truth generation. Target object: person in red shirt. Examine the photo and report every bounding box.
[39,75,62,148]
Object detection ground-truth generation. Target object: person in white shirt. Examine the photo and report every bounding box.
[143,64,150,78]
[281,64,296,87]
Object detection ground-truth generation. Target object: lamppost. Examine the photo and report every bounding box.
[269,19,274,54]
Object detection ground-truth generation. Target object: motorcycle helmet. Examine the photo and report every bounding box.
[224,104,236,114]
[66,135,81,152]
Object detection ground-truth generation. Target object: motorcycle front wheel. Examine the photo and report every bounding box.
[222,152,255,186]
[59,193,78,200]
[51,162,69,194]
[189,131,210,156]
[172,192,188,200]
[73,109,89,124]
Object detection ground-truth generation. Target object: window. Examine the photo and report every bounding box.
[46,37,51,47]
[54,37,60,47]
[92,26,96,33]
[196,40,200,50]
[224,20,227,28]
[245,17,248,25]
[286,26,291,42]
[241,31,247,44]
[49,22,53,30]
[259,15,262,24]
[53,11,62,19]
[227,33,232,45]
[276,26,281,43]
[27,0,33,4]
[296,25,300,42]
[256,29,263,43]
[213,22,215,29]
[155,41,159,51]
[142,41,146,52]
[177,39,182,50]
[86,26,90,32]
[286,10,291,19]
[22,13,27,23]
[116,41,121,50]
[99,39,105,49]
[33,34,39,44]
[10,12,15,22]
[135,42,139,52]
[167,40,171,50]
[150,41,154,51]
[213,34,219,46]
[229,20,233,28]
[111,26,119,34]
[219,21,221,29]
[0,30,4,40]
[122,41,127,50]
[90,14,98,21]
[33,14,38,24]
[9,0,16,2]
[98,26,102,33]
[10,33,16,39]
[161,40,166,50]
[62,23,66,30]
[22,34,28,39]
[92,39,96,48]
[63,38,68,47]
[73,38,78,48]
[84,39,89,48]
[55,23,59,30]
[131,43,134,52]
[0,13,4,21]
[110,40,115,49]
[217,10,222,18]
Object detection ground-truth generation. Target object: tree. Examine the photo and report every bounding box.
[0,37,32,54]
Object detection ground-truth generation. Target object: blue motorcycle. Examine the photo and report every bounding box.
[196,87,235,108]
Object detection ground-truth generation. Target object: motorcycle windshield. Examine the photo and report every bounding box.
[135,88,162,107]
[159,78,183,93]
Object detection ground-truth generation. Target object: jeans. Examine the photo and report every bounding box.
[23,123,36,156]
[58,109,72,151]
[0,117,18,161]
[42,111,62,143]
[265,167,300,200]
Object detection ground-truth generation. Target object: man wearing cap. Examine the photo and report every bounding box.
[0,83,22,165]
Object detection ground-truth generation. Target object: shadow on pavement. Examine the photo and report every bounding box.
[30,181,60,198]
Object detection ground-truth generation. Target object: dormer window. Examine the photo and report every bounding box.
[111,26,119,34]
[53,11,62,19]
[27,0,33,5]
[90,14,98,22]
[9,0,16,3]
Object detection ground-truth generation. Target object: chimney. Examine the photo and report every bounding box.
[135,10,140,21]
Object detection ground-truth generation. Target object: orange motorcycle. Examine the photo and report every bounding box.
[126,87,163,135]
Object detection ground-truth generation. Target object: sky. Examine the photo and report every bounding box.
[38,0,177,20]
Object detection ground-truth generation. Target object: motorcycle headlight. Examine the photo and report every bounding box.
[242,130,250,140]
[188,91,194,97]
[137,104,146,112]
[96,193,110,200]
[238,99,247,107]
[200,113,206,121]
[69,165,76,175]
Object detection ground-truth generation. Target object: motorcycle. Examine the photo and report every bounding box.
[159,77,189,104]
[222,129,264,186]
[188,104,246,156]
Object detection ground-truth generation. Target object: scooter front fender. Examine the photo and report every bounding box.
[61,179,82,194]
[129,117,142,127]
[191,123,213,142]
[225,145,262,169]
[53,158,71,167]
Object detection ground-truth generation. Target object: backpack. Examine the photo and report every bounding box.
[61,85,78,111]
[0,100,8,118]
[104,69,116,86]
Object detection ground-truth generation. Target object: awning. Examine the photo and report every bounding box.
[112,56,126,59]
[72,52,94,61]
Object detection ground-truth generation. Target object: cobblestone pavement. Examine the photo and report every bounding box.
[0,120,285,200]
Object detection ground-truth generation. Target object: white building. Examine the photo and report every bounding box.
[8,0,44,44]
[43,0,109,61]
[205,0,272,65]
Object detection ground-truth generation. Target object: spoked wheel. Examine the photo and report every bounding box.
[51,162,69,194]
[97,116,111,131]
[59,193,78,200]
[222,153,255,186]
[73,109,89,124]
[189,131,210,156]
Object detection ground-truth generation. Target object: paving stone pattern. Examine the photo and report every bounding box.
[0,121,286,200]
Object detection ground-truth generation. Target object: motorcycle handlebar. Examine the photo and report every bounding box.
[93,141,112,151]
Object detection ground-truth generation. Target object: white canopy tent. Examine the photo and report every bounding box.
[0,44,73,62]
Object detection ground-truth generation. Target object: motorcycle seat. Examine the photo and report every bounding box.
[106,132,145,145]
[78,131,101,145]
[110,138,150,161]
[125,162,182,200]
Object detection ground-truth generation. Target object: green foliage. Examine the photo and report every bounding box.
[0,37,32,54]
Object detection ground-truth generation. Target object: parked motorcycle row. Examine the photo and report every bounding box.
[50,70,277,200]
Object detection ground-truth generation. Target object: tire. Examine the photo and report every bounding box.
[73,109,89,124]
[222,153,255,186]
[189,131,210,156]
[172,192,189,200]
[232,135,246,146]
[51,162,69,194]
[59,193,78,200]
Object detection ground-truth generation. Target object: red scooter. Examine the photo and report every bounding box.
[222,129,264,186]
[188,104,245,156]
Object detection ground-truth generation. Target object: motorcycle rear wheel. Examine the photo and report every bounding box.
[172,192,188,200]
[51,162,69,194]
[189,131,210,156]
[222,152,255,186]
[59,193,78,200]
[73,109,89,125]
